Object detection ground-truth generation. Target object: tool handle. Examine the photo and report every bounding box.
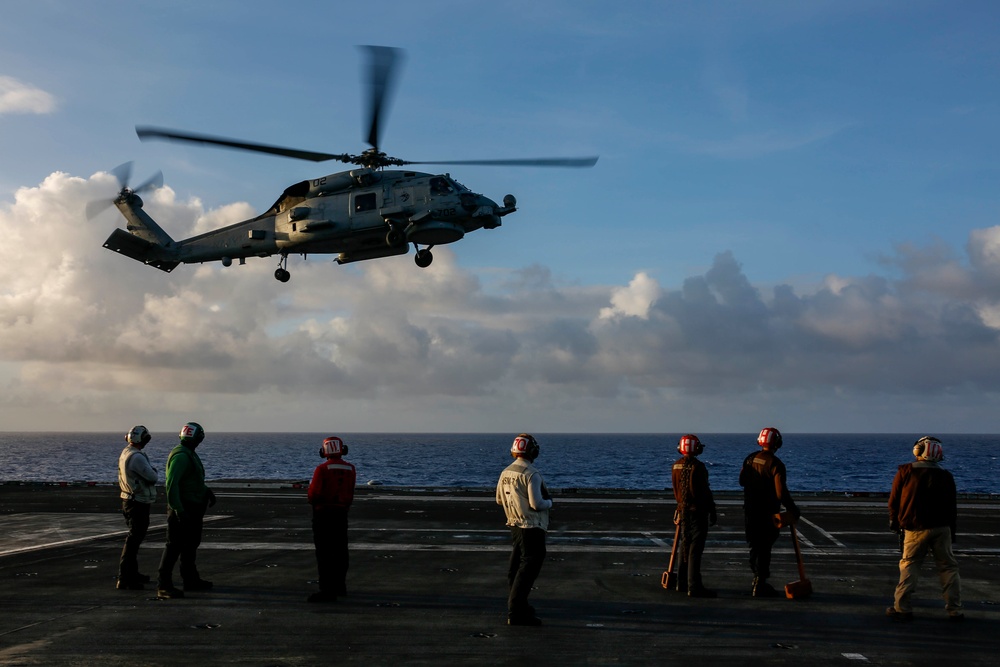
[666,522,681,573]
[789,522,807,580]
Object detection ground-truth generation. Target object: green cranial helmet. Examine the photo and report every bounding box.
[179,422,205,446]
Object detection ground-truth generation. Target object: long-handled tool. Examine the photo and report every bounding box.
[661,521,681,589]
[784,519,813,599]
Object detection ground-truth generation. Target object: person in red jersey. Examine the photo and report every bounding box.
[307,435,356,603]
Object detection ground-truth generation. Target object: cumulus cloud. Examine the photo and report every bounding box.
[0,76,56,115]
[1,171,999,431]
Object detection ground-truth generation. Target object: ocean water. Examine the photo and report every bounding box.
[0,432,997,494]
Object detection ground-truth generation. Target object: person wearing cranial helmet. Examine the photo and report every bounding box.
[156,422,216,599]
[886,436,963,622]
[496,433,552,626]
[306,436,356,603]
[671,434,718,598]
[116,425,158,590]
[739,427,800,598]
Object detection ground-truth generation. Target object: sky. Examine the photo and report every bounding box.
[1,0,999,434]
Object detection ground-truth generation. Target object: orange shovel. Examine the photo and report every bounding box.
[780,514,812,599]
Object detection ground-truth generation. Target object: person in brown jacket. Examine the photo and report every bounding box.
[886,436,963,622]
[671,434,717,598]
[739,427,800,597]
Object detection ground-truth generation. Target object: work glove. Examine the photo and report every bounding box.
[889,520,900,533]
[207,489,217,508]
[709,510,717,527]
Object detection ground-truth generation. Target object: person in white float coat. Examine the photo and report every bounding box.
[496,433,553,626]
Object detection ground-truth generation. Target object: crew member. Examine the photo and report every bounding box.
[739,427,799,597]
[156,422,216,599]
[116,425,158,590]
[496,433,552,626]
[886,436,963,621]
[307,435,357,603]
[672,434,717,598]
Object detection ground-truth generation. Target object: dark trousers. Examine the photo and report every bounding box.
[312,509,349,595]
[158,505,206,587]
[677,511,709,590]
[745,514,779,580]
[118,499,151,583]
[507,526,546,616]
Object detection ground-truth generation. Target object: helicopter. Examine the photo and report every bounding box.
[96,46,598,282]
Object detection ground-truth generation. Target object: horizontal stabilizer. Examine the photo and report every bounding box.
[103,228,179,272]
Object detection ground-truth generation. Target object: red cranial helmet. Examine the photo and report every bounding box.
[320,436,345,458]
[677,434,703,456]
[757,427,782,450]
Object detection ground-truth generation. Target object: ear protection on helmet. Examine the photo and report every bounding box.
[757,427,782,450]
[126,425,151,446]
[678,434,704,456]
[511,433,539,460]
[913,436,943,462]
[320,436,345,458]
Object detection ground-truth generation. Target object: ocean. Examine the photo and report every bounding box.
[0,432,997,494]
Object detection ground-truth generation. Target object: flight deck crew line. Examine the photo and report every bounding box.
[104,429,971,626]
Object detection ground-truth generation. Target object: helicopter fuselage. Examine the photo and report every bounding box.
[105,167,517,279]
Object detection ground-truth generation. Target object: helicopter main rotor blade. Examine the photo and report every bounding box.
[401,156,599,168]
[361,45,404,153]
[136,126,355,164]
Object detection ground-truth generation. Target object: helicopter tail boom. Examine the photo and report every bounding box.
[102,192,180,272]
[103,228,179,272]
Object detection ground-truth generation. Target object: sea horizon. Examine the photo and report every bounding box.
[1,432,996,494]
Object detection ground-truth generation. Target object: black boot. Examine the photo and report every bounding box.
[752,577,780,598]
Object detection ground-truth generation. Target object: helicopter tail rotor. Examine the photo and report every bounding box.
[86,162,163,219]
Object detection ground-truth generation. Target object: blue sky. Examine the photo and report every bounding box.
[1,1,999,433]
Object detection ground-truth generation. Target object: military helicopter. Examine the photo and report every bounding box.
[95,46,597,282]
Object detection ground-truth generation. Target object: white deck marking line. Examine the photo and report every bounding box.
[134,542,1000,557]
[799,516,847,548]
[641,531,671,548]
[215,493,999,510]
[0,516,226,558]
[842,653,868,661]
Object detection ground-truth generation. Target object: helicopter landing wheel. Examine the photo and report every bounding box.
[386,228,403,246]
[414,248,433,268]
[274,268,291,282]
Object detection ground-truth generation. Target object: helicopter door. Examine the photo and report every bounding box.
[351,191,381,230]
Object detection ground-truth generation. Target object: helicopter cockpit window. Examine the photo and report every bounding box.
[354,192,377,213]
[430,177,454,195]
[448,177,469,191]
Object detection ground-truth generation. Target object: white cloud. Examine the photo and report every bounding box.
[1,171,1000,431]
[600,271,661,320]
[0,76,56,115]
